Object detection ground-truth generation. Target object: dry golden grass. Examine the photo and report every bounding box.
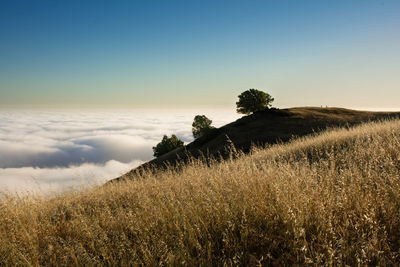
[1,120,400,266]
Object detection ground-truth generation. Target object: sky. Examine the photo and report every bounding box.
[0,1,399,193]
[1,0,399,110]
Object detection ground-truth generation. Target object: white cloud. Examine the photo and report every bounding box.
[0,160,142,194]
[0,109,239,193]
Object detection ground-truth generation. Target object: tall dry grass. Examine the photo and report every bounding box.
[1,120,399,266]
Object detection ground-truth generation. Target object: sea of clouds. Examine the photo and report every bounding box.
[0,109,239,193]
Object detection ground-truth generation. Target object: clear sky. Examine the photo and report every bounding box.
[1,0,399,109]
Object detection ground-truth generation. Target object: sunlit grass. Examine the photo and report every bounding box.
[1,120,399,265]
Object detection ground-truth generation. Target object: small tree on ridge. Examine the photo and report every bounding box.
[192,115,214,139]
[152,134,184,157]
[236,89,274,114]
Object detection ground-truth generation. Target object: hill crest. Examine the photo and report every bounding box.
[114,107,400,182]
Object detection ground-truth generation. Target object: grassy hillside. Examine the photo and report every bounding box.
[1,119,400,265]
[117,107,400,181]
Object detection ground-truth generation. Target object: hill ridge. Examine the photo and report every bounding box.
[113,107,400,182]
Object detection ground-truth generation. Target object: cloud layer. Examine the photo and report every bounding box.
[0,109,239,193]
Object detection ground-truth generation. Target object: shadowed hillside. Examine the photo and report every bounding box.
[116,107,400,181]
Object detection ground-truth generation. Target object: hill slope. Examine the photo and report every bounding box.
[116,107,400,181]
[1,119,399,265]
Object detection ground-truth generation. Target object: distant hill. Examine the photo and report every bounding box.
[114,107,400,182]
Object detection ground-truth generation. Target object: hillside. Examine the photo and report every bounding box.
[116,107,400,181]
[1,119,399,265]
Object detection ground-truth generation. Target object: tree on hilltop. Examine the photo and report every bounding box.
[236,89,274,114]
[152,134,184,157]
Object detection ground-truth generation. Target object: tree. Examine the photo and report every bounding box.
[192,115,215,139]
[152,134,184,157]
[236,89,274,114]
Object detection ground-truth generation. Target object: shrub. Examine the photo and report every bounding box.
[152,134,184,157]
[236,89,274,114]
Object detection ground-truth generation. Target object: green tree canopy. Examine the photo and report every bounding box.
[236,89,274,114]
[152,134,184,157]
[192,115,214,139]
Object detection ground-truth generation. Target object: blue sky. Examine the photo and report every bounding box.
[1,0,399,109]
